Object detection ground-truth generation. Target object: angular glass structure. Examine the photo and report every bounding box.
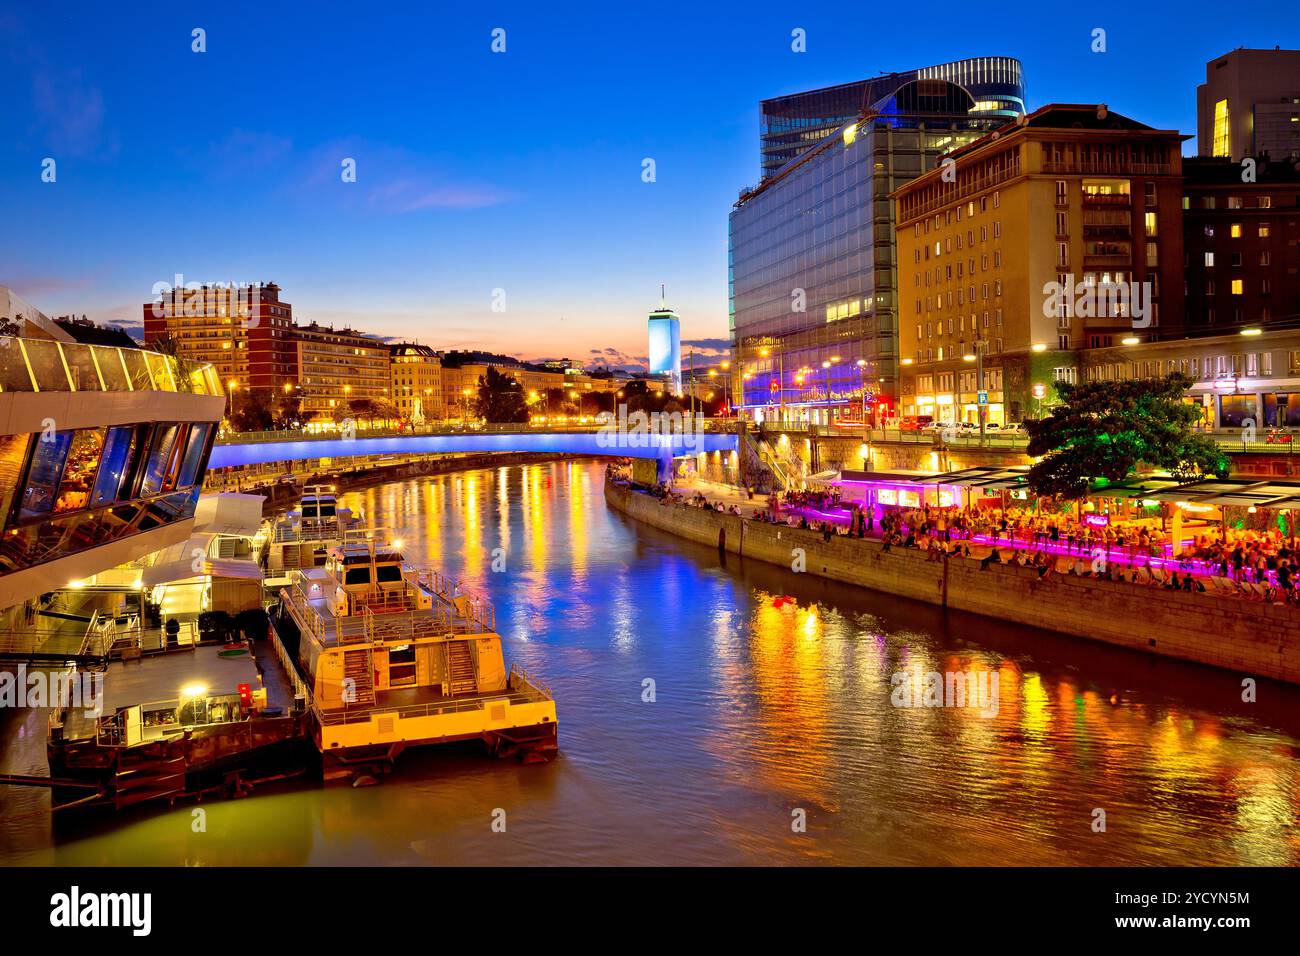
[730,60,1025,425]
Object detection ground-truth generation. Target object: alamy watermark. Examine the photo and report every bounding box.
[595,404,705,452]
[149,274,265,325]
[0,665,104,718]
[890,668,999,718]
[1043,274,1152,329]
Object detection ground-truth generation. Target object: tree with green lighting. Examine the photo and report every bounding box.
[1025,373,1229,500]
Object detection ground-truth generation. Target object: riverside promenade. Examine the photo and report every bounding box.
[604,476,1300,685]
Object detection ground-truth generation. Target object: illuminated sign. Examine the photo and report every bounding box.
[1083,513,1109,527]
[647,312,680,377]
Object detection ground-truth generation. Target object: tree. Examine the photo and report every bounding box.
[1025,373,1229,500]
[229,388,275,432]
[474,366,528,423]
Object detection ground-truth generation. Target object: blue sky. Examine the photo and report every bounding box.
[2,1,1297,367]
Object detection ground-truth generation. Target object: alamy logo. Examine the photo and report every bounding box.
[595,404,705,452]
[890,668,999,718]
[0,666,103,717]
[49,886,151,936]
[1042,274,1152,329]
[150,274,263,324]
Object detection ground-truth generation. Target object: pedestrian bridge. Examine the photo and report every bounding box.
[208,424,739,469]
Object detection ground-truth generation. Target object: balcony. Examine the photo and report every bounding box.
[1081,192,1131,206]
[1043,161,1171,176]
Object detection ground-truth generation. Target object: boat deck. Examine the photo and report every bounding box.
[60,644,290,742]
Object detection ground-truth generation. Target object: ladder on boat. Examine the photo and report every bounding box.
[446,641,477,695]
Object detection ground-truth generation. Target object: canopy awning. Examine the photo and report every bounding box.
[193,493,266,538]
[807,470,840,484]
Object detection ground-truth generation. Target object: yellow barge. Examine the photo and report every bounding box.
[268,529,557,780]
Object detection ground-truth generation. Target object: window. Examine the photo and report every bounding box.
[1055,180,1067,205]
[18,431,73,522]
[1057,242,1069,268]
[1231,279,1244,295]
[1056,211,1067,235]
[53,429,106,514]
[1259,223,1271,237]
[1230,223,1242,238]
[139,424,181,497]
[1144,212,1158,237]
[177,424,213,488]
[1205,252,1215,267]
[1144,182,1156,207]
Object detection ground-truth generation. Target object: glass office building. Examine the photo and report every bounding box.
[730,61,1025,424]
[758,57,1026,180]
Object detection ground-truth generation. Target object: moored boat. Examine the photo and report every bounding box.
[267,528,557,781]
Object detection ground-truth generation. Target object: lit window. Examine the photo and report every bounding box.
[1212,99,1230,157]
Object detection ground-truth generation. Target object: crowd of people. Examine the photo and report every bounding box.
[614,464,1300,606]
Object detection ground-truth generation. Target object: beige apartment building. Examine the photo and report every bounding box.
[294,322,389,421]
[893,104,1187,424]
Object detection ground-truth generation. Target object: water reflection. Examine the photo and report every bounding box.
[2,460,1298,865]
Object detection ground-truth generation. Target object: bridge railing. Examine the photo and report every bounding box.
[217,418,744,444]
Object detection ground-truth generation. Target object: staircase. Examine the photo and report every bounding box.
[446,641,477,696]
[342,647,375,706]
[113,754,187,809]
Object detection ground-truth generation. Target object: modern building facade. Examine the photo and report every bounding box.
[647,298,682,396]
[893,105,1188,425]
[1182,156,1300,335]
[758,58,1027,180]
[731,60,1026,425]
[0,303,224,610]
[1080,328,1300,432]
[1197,48,1300,163]
[389,343,445,422]
[141,281,298,394]
[293,322,389,422]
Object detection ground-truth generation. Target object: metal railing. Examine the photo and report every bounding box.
[216,417,743,445]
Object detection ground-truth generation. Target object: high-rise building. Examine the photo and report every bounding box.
[293,322,390,422]
[141,281,298,394]
[893,105,1187,425]
[1197,48,1300,162]
[1182,156,1300,335]
[758,58,1026,180]
[389,343,445,422]
[647,292,682,396]
[731,60,1025,425]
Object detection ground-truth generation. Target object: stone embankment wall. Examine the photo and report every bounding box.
[605,480,1299,684]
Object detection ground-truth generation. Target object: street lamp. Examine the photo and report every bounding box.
[962,336,988,444]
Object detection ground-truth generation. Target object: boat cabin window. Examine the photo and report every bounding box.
[344,567,371,586]
[318,503,336,517]
[375,564,402,584]
[302,504,318,518]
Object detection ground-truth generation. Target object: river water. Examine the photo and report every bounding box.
[2,459,1298,865]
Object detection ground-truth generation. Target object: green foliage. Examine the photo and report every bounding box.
[475,366,528,423]
[1025,373,1228,499]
